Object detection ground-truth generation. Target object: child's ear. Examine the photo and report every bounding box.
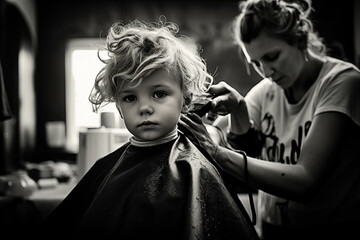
[181,93,192,113]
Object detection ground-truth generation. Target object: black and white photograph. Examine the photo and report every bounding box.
[0,0,359,239]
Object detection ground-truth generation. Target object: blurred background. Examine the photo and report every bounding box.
[0,0,359,237]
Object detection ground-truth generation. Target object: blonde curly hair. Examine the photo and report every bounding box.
[89,17,213,113]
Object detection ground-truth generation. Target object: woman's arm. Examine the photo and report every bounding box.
[218,112,352,203]
[181,111,353,204]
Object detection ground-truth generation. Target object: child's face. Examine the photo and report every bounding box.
[117,69,184,141]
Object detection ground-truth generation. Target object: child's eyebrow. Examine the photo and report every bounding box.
[119,89,134,95]
[152,84,171,89]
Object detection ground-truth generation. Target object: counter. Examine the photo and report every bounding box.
[0,178,76,239]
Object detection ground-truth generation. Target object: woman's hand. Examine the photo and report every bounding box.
[209,81,251,134]
[208,81,244,116]
[180,113,219,159]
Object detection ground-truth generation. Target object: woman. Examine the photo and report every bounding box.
[181,0,360,239]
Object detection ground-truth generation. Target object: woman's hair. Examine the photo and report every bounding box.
[89,17,213,112]
[233,0,326,54]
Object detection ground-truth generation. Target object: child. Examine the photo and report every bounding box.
[41,19,258,240]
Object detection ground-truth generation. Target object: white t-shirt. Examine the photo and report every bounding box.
[245,56,360,226]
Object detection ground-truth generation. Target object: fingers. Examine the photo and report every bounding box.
[180,114,218,157]
[181,113,203,126]
[208,81,230,96]
[211,95,232,115]
[211,95,227,109]
[208,81,241,115]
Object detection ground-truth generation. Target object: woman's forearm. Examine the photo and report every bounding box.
[216,146,315,203]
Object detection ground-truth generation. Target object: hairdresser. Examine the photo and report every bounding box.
[181,0,360,239]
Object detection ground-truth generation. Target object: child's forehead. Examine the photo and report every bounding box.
[120,69,181,91]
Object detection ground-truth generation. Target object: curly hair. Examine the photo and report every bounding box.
[233,0,326,55]
[89,17,213,112]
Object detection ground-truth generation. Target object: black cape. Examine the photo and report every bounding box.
[40,130,259,240]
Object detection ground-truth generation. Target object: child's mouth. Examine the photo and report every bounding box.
[137,121,157,128]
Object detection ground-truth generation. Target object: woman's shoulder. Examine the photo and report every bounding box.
[321,57,360,79]
[315,56,360,91]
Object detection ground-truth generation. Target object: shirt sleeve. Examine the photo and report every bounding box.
[315,68,360,127]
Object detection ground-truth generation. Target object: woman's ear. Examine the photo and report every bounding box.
[297,34,308,51]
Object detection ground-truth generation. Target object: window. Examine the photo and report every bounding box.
[65,38,120,153]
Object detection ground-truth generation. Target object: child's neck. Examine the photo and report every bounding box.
[130,126,178,147]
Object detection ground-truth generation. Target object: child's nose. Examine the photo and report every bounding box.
[138,101,154,115]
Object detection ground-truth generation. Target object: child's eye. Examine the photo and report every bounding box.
[123,95,136,103]
[153,91,167,99]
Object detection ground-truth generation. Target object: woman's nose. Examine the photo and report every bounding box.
[253,61,274,79]
[262,64,275,79]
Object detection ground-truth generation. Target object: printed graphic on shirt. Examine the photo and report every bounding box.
[261,113,312,164]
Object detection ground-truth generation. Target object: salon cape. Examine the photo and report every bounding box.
[41,126,258,240]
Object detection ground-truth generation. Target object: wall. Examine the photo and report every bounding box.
[0,0,37,173]
[312,1,355,63]
[7,0,37,43]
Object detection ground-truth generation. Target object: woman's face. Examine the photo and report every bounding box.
[242,31,304,89]
[116,69,184,141]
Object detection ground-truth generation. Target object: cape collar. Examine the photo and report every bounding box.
[130,126,178,147]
